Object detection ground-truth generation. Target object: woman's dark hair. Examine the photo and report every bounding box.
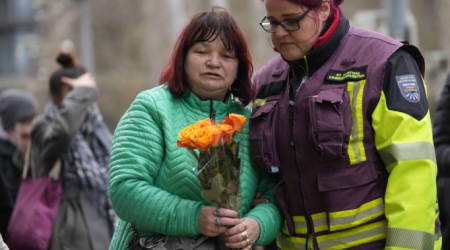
[286,0,345,21]
[49,53,86,100]
[159,6,254,106]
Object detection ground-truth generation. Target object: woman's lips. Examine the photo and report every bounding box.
[280,42,295,47]
[202,73,222,79]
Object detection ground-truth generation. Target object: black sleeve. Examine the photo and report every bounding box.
[434,74,450,177]
[0,175,13,242]
[382,48,428,121]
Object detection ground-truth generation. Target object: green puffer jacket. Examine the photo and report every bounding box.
[109,85,282,249]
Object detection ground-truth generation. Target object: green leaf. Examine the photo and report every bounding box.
[226,180,238,195]
[211,173,226,194]
[203,190,221,205]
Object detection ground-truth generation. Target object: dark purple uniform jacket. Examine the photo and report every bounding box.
[250,16,435,249]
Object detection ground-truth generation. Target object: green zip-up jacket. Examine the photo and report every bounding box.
[108,85,282,249]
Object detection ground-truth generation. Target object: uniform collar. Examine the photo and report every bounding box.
[284,9,350,80]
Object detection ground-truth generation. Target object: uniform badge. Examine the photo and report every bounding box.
[325,66,367,84]
[396,74,420,102]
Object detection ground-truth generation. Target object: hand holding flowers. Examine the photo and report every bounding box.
[178,114,256,248]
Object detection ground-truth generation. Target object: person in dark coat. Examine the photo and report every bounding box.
[0,166,13,247]
[0,127,15,243]
[433,73,450,249]
[0,89,38,242]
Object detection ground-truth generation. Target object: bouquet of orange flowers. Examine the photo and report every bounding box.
[177,114,246,214]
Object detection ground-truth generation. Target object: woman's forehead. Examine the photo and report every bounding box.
[265,0,305,16]
[192,39,234,52]
[193,32,234,51]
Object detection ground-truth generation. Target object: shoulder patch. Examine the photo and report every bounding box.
[383,49,428,121]
[395,74,420,102]
[325,66,367,84]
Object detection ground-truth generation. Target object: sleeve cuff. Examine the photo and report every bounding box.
[67,86,98,104]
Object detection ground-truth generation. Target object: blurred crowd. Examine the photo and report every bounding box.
[0,53,115,250]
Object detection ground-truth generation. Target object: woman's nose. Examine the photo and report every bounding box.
[275,24,288,38]
[206,55,221,67]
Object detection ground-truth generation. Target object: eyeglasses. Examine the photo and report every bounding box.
[260,9,312,33]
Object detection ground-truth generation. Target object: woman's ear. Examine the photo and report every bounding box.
[319,1,331,22]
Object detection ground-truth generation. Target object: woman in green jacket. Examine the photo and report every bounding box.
[108,6,282,250]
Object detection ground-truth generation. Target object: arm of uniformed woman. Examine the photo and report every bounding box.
[372,49,440,250]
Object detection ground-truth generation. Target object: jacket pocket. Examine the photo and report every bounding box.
[249,99,280,173]
[317,161,385,232]
[309,88,351,161]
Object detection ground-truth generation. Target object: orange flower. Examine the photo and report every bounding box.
[177,124,200,149]
[197,118,214,127]
[190,127,216,151]
[205,125,223,147]
[178,115,245,150]
[217,124,234,134]
[217,124,235,144]
[221,114,246,133]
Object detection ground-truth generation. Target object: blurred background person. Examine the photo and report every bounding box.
[0,179,10,249]
[30,53,115,250]
[433,72,450,249]
[0,88,38,242]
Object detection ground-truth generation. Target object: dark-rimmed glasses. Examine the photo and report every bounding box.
[260,9,312,33]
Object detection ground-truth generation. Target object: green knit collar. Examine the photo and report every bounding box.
[183,90,234,115]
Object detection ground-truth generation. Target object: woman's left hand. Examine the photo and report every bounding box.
[224,218,260,250]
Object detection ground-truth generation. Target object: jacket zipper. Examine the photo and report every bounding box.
[210,100,216,123]
[304,55,310,79]
[308,234,315,250]
[288,75,315,250]
[295,55,309,98]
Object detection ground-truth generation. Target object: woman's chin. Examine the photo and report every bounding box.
[280,52,304,61]
[281,54,303,61]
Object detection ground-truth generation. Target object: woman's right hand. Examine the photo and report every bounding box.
[61,73,97,89]
[198,207,241,237]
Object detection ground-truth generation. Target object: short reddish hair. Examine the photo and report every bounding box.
[159,6,254,106]
[287,0,345,22]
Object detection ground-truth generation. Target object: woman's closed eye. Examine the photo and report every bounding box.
[268,18,299,26]
[283,19,298,26]
[222,53,234,59]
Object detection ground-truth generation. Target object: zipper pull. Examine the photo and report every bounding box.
[210,100,216,123]
[211,110,216,123]
[303,55,309,79]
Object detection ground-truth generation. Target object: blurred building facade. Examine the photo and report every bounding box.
[0,0,40,88]
[0,0,449,130]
